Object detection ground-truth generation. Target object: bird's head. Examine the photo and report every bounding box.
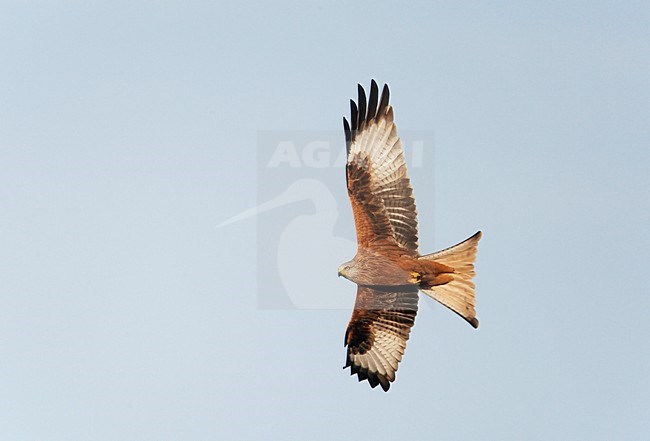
[338,260,355,280]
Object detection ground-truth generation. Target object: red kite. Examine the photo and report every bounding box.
[339,80,482,391]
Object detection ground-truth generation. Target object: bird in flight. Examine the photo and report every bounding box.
[339,80,482,391]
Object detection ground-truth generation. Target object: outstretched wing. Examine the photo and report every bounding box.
[344,285,419,391]
[344,80,419,254]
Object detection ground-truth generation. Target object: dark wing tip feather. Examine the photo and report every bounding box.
[368,80,379,120]
[350,99,358,131]
[346,80,390,144]
[357,84,367,129]
[378,83,390,116]
[343,117,351,154]
[344,361,392,392]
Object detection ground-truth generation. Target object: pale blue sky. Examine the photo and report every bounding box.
[1,1,649,440]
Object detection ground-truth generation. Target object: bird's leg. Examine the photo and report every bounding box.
[414,260,455,289]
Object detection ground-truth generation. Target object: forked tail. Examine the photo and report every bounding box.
[418,231,482,328]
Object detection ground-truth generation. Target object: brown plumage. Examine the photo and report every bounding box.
[339,80,482,391]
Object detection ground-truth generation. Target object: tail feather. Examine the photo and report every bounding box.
[419,231,482,328]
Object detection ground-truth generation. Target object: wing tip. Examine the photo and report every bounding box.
[346,80,392,143]
[379,83,390,115]
[368,79,379,120]
[349,99,358,131]
[357,84,367,128]
[344,362,392,392]
[343,117,351,149]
